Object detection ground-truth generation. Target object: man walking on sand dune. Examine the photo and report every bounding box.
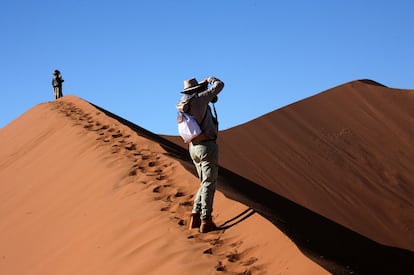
[176,76,224,233]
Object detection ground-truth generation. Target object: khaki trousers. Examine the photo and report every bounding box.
[189,140,219,220]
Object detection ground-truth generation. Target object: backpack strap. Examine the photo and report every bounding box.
[200,102,219,126]
[211,103,218,126]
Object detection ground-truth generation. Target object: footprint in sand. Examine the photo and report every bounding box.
[151,183,172,193]
[152,185,162,193]
[83,124,94,129]
[226,252,241,263]
[215,262,226,272]
[111,144,121,154]
[125,143,136,151]
[112,132,123,138]
[241,257,258,266]
[160,206,170,212]
[179,201,192,207]
[128,169,138,176]
[174,191,185,198]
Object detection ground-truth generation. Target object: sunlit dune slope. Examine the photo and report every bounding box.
[0,96,328,275]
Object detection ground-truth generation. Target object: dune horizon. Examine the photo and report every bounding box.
[1,79,414,274]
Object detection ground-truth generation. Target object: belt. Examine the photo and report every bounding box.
[191,138,216,145]
[191,132,216,143]
[191,139,216,145]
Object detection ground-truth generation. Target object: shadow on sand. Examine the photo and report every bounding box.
[92,103,414,275]
[217,167,414,275]
[218,208,256,230]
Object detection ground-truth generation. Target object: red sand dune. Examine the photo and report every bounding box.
[165,80,414,274]
[218,80,414,250]
[0,96,327,274]
[1,79,414,274]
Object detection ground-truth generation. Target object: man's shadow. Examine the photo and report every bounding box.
[218,208,256,230]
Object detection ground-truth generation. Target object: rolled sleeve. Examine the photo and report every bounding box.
[200,77,224,100]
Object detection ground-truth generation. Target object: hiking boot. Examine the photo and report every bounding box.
[189,213,201,229]
[200,217,218,233]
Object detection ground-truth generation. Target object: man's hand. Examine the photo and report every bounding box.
[207,77,218,83]
[199,78,209,85]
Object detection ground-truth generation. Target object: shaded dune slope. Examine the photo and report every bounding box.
[218,80,414,273]
[0,96,328,274]
[218,80,414,250]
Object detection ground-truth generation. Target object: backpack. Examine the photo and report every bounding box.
[177,112,202,143]
[176,94,218,143]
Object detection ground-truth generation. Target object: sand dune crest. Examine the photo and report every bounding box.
[0,96,327,274]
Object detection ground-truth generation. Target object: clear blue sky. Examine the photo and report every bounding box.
[1,0,413,134]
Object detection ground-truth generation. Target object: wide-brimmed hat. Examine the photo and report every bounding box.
[181,78,207,94]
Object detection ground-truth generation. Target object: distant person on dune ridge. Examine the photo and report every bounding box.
[176,76,224,233]
[52,69,64,100]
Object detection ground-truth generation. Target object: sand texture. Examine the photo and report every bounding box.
[165,80,414,274]
[1,79,414,274]
[0,96,326,274]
